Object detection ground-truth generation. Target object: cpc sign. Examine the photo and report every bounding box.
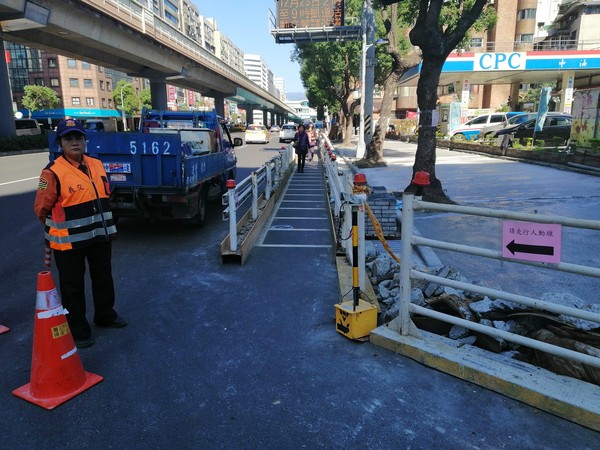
[474,52,526,71]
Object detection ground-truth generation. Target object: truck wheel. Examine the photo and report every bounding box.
[191,188,208,227]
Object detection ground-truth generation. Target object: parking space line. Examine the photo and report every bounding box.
[269,228,329,231]
[257,244,331,248]
[278,207,326,210]
[272,217,327,220]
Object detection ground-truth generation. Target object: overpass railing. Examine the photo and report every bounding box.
[84,0,289,111]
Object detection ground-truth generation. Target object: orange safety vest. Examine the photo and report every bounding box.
[45,155,117,251]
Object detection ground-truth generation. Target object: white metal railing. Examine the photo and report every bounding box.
[321,135,367,290]
[392,192,600,369]
[459,39,600,53]
[222,146,294,252]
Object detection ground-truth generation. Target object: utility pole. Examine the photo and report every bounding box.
[356,0,375,159]
[119,82,132,131]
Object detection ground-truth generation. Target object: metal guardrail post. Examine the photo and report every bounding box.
[352,204,360,311]
[251,172,258,220]
[226,179,237,252]
[265,163,273,201]
[395,192,415,336]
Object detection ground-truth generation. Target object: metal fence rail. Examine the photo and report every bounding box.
[391,192,600,369]
[219,146,294,263]
[321,135,368,289]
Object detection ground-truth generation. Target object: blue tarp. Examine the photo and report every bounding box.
[535,87,552,132]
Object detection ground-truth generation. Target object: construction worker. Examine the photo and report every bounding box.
[34,118,127,348]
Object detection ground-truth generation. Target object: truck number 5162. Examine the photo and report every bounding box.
[129,140,171,155]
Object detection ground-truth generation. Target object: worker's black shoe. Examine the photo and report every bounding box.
[75,336,95,349]
[96,317,128,328]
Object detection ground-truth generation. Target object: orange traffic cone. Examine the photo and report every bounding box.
[13,271,103,409]
[0,324,8,334]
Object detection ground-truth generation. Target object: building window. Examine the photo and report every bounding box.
[165,11,178,24]
[517,34,534,43]
[99,80,104,90]
[50,78,60,87]
[107,98,112,108]
[84,79,93,88]
[69,78,79,87]
[470,38,483,48]
[518,9,536,20]
[82,61,91,70]
[35,78,44,86]
[72,97,81,106]
[102,98,107,107]
[585,5,600,14]
[106,82,111,91]
[86,97,95,106]
[48,58,57,68]
[67,59,77,68]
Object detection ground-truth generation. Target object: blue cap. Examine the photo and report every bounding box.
[56,118,86,137]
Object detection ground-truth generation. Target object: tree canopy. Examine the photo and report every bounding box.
[21,85,61,115]
[112,81,141,116]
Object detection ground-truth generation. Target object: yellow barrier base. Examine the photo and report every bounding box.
[335,300,377,340]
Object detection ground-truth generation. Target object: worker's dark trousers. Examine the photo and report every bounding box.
[53,240,117,340]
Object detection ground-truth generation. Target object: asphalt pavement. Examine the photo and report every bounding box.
[0,143,599,448]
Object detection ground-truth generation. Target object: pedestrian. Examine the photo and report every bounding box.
[293,124,310,172]
[307,123,318,161]
[34,118,127,349]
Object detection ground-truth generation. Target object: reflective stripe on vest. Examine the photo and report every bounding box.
[45,211,114,230]
[46,155,116,250]
[45,224,117,245]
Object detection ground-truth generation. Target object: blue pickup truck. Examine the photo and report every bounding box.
[50,109,241,226]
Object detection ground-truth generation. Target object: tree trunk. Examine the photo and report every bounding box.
[364,71,398,164]
[408,54,454,203]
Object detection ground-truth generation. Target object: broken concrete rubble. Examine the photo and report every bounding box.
[366,246,600,386]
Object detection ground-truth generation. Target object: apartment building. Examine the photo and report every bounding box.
[273,76,286,102]
[5,0,289,120]
[6,42,144,114]
[395,0,600,117]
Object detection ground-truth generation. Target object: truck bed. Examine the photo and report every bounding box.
[83,132,229,190]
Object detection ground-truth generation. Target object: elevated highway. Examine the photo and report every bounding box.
[0,0,298,135]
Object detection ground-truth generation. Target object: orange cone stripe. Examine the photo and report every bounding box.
[61,347,78,360]
[36,288,61,311]
[37,306,68,319]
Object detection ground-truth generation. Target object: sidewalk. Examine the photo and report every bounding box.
[330,138,600,433]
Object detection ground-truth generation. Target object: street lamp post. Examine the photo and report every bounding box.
[119,82,132,131]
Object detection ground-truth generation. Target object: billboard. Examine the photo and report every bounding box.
[277,0,344,29]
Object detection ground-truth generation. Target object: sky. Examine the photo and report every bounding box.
[193,1,305,95]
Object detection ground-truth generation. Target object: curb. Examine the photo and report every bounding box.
[0,148,48,157]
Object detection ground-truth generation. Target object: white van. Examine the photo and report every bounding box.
[15,119,42,136]
[448,113,511,140]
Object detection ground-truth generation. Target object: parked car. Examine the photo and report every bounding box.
[449,112,521,140]
[82,119,106,132]
[279,123,297,143]
[493,114,573,145]
[269,125,281,133]
[244,124,269,144]
[14,118,42,136]
[479,111,566,138]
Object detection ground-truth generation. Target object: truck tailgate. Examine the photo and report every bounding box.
[85,132,182,188]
